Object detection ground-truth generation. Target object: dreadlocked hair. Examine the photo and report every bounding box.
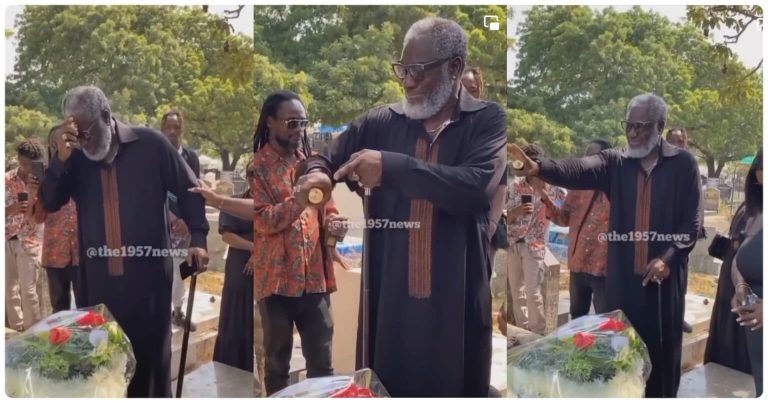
[464,66,485,97]
[17,138,46,161]
[253,90,305,153]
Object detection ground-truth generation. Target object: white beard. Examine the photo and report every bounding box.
[82,129,113,161]
[626,132,660,159]
[401,67,455,120]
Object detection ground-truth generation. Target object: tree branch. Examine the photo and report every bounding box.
[738,59,764,82]
[723,15,758,44]
[223,6,245,20]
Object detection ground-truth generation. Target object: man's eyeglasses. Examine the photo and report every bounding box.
[77,118,101,140]
[391,56,453,81]
[284,119,309,130]
[620,120,657,133]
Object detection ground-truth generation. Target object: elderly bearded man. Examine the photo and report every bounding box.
[293,17,507,397]
[512,93,702,398]
[40,86,210,397]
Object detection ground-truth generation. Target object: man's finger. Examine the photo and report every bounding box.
[334,155,363,181]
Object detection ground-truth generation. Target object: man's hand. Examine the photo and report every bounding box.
[642,258,670,286]
[334,149,382,188]
[54,117,80,162]
[243,255,254,276]
[326,214,349,238]
[330,247,351,271]
[294,172,333,208]
[171,219,189,238]
[6,201,29,216]
[733,299,763,331]
[188,179,223,207]
[187,247,209,274]
[508,143,540,177]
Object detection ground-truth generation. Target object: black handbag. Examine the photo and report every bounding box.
[491,215,510,250]
[708,234,731,260]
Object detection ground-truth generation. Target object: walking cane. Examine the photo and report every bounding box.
[175,257,200,398]
[360,186,372,369]
[657,280,666,397]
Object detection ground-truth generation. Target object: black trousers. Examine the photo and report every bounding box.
[45,265,81,313]
[569,272,608,319]
[259,293,334,396]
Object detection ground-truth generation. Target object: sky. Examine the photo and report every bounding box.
[507,5,763,80]
[4,5,254,78]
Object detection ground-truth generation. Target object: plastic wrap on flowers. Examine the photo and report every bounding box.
[507,310,651,398]
[270,368,390,397]
[5,304,136,397]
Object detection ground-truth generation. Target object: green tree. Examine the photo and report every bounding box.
[674,83,762,178]
[5,105,55,160]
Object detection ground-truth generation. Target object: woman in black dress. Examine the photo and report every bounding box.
[212,165,255,372]
[703,203,752,374]
[731,151,762,396]
[704,153,764,375]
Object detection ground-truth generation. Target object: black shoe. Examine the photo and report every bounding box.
[173,310,197,332]
[683,320,693,334]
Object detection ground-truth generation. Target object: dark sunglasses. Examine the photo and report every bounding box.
[620,120,657,133]
[284,119,309,130]
[391,56,453,81]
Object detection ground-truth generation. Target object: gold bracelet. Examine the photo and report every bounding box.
[736,283,752,291]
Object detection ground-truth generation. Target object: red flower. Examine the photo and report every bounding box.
[49,327,72,345]
[77,311,107,327]
[331,384,375,398]
[573,332,596,349]
[598,318,627,332]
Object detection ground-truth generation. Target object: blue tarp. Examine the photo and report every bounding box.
[317,125,348,133]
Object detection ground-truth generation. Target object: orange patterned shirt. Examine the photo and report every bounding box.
[252,144,338,301]
[42,199,80,268]
[5,168,43,251]
[548,190,610,277]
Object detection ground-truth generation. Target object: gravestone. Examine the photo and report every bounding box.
[541,248,561,334]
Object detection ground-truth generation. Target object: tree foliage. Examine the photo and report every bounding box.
[5,105,54,160]
[507,108,574,158]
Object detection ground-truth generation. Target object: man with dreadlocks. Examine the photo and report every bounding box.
[191,90,348,395]
[6,139,46,331]
[292,17,507,397]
